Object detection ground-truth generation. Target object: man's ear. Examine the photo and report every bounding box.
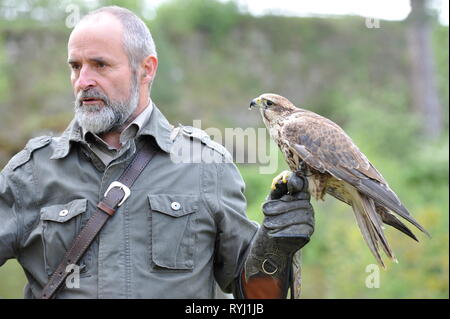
[140,55,158,85]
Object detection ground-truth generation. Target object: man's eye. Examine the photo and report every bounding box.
[70,64,80,70]
[96,62,106,68]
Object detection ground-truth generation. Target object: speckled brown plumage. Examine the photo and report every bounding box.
[250,93,429,269]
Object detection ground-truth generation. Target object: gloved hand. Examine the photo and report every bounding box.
[262,172,314,242]
[240,173,314,298]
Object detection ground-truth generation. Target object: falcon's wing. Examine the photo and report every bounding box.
[282,113,378,178]
[281,112,428,236]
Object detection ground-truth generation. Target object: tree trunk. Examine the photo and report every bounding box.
[407,0,442,139]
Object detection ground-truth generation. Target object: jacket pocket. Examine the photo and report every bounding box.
[148,194,198,271]
[40,198,89,276]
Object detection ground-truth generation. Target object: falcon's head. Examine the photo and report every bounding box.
[249,93,298,124]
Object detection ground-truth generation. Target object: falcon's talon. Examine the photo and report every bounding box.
[271,170,292,190]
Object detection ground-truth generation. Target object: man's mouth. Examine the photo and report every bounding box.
[81,98,104,105]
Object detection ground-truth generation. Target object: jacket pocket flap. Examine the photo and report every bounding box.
[148,194,198,217]
[40,199,87,223]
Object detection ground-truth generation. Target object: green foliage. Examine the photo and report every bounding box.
[0,33,9,101]
[0,259,27,299]
[155,0,240,45]
[433,24,450,128]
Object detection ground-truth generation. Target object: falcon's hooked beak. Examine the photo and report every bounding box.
[249,97,262,110]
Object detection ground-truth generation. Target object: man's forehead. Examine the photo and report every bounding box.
[68,13,125,59]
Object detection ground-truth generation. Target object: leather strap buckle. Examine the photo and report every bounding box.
[104,181,131,207]
[262,258,278,275]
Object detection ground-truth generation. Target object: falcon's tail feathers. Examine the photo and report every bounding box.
[327,166,429,238]
[377,205,419,242]
[351,198,385,269]
[360,194,396,262]
[358,178,430,238]
[349,188,397,268]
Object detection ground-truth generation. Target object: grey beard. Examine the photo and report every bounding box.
[74,83,139,134]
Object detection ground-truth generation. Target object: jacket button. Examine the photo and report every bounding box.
[201,136,210,144]
[171,202,181,211]
[59,209,69,217]
[182,126,193,135]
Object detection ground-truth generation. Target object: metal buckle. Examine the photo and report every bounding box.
[104,181,131,207]
[262,258,278,275]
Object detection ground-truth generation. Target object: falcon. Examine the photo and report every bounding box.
[249,93,429,268]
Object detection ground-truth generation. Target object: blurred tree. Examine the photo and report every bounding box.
[407,0,443,139]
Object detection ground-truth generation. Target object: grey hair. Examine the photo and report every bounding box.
[80,6,157,73]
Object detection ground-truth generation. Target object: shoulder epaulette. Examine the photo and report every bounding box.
[177,125,232,160]
[10,136,52,171]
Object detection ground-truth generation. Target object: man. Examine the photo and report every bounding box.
[0,6,314,299]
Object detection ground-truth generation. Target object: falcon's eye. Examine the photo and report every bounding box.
[266,100,274,107]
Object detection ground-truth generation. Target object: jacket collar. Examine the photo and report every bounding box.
[51,103,173,160]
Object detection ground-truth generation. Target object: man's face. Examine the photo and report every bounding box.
[68,13,139,134]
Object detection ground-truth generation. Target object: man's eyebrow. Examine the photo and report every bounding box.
[89,57,109,64]
[67,57,110,64]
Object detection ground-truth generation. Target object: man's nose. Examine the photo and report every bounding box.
[76,66,96,91]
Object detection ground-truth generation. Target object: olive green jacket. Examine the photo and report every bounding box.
[0,105,258,298]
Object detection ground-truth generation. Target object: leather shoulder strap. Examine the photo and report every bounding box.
[40,142,157,299]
